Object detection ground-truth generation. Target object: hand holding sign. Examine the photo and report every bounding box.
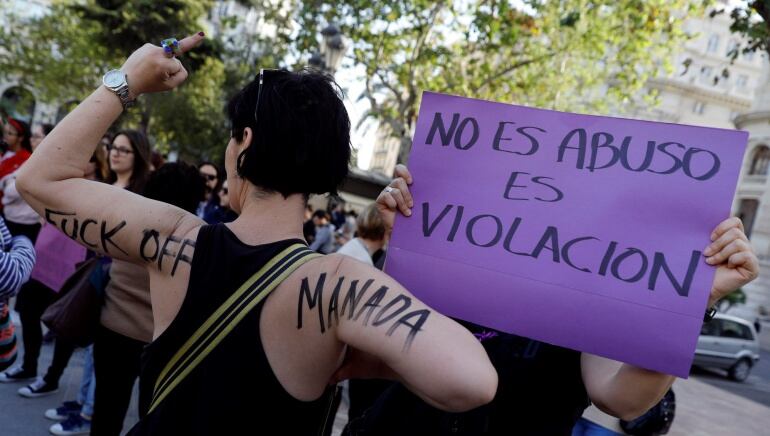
[705,217,759,307]
[385,92,753,376]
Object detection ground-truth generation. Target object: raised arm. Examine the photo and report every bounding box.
[582,217,759,420]
[16,35,206,269]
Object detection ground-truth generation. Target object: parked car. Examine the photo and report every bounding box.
[693,313,760,382]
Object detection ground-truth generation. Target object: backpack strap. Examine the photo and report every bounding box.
[148,243,321,413]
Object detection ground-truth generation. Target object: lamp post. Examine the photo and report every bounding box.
[309,23,347,75]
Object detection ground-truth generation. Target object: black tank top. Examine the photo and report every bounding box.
[128,224,336,436]
[346,321,590,436]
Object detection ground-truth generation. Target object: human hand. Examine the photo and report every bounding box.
[703,217,759,307]
[375,164,414,232]
[119,32,205,99]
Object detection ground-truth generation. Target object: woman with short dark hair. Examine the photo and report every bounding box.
[16,34,497,435]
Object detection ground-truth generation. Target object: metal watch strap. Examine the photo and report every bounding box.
[114,83,135,109]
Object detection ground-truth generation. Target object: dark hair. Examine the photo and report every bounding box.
[198,161,223,188]
[312,209,330,221]
[41,123,54,136]
[142,161,206,214]
[90,144,109,182]
[226,69,351,197]
[107,129,151,193]
[7,118,31,152]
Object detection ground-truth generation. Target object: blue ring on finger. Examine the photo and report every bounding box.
[160,38,181,56]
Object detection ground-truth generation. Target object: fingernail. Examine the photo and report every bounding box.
[406,209,412,216]
[703,246,713,256]
[408,201,414,208]
[710,233,717,241]
[706,257,715,264]
[198,31,205,37]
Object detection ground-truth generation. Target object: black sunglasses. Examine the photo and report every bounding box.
[200,173,217,182]
[236,68,288,172]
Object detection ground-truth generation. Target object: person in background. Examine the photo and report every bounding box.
[207,179,237,223]
[46,346,97,436]
[303,204,315,244]
[334,204,393,426]
[197,161,223,223]
[309,209,336,254]
[31,124,54,150]
[330,201,347,230]
[86,129,151,435]
[92,161,205,436]
[5,146,108,399]
[0,217,36,374]
[1,123,54,242]
[0,118,32,181]
[107,130,152,194]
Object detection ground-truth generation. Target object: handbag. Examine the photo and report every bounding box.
[41,256,110,347]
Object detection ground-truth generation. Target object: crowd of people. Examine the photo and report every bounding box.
[0,32,761,436]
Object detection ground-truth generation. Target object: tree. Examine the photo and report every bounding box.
[294,0,707,168]
[720,1,770,59]
[0,0,277,161]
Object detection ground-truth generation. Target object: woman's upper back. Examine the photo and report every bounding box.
[134,224,338,435]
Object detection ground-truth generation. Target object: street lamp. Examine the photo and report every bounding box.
[309,23,347,75]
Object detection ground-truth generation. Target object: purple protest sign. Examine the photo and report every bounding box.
[385,91,748,377]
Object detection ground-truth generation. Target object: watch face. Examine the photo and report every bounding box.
[104,70,125,88]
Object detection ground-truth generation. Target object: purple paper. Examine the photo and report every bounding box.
[385,91,748,377]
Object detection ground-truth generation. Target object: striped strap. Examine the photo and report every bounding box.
[148,243,320,413]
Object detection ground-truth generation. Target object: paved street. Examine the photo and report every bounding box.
[691,349,770,408]
[2,314,769,435]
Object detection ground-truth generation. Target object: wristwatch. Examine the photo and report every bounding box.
[704,305,717,323]
[102,69,135,109]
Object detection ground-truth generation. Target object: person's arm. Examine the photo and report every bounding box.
[15,35,206,269]
[0,228,35,300]
[309,255,498,412]
[582,216,758,420]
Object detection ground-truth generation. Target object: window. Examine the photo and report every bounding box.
[706,34,720,53]
[700,66,714,84]
[749,145,770,175]
[701,321,719,336]
[719,320,753,340]
[737,199,760,238]
[744,50,755,61]
[726,40,739,57]
[693,100,706,114]
[737,74,749,89]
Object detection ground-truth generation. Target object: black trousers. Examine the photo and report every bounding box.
[15,279,75,383]
[92,325,149,436]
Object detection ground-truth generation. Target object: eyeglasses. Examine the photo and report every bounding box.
[108,145,134,156]
[200,173,217,182]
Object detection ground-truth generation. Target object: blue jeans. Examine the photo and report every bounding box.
[572,417,621,436]
[77,346,95,417]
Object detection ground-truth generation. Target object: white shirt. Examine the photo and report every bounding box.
[336,238,373,266]
[1,172,39,225]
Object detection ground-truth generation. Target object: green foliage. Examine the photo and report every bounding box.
[0,0,254,161]
[294,0,706,164]
[719,287,747,312]
[715,1,770,60]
